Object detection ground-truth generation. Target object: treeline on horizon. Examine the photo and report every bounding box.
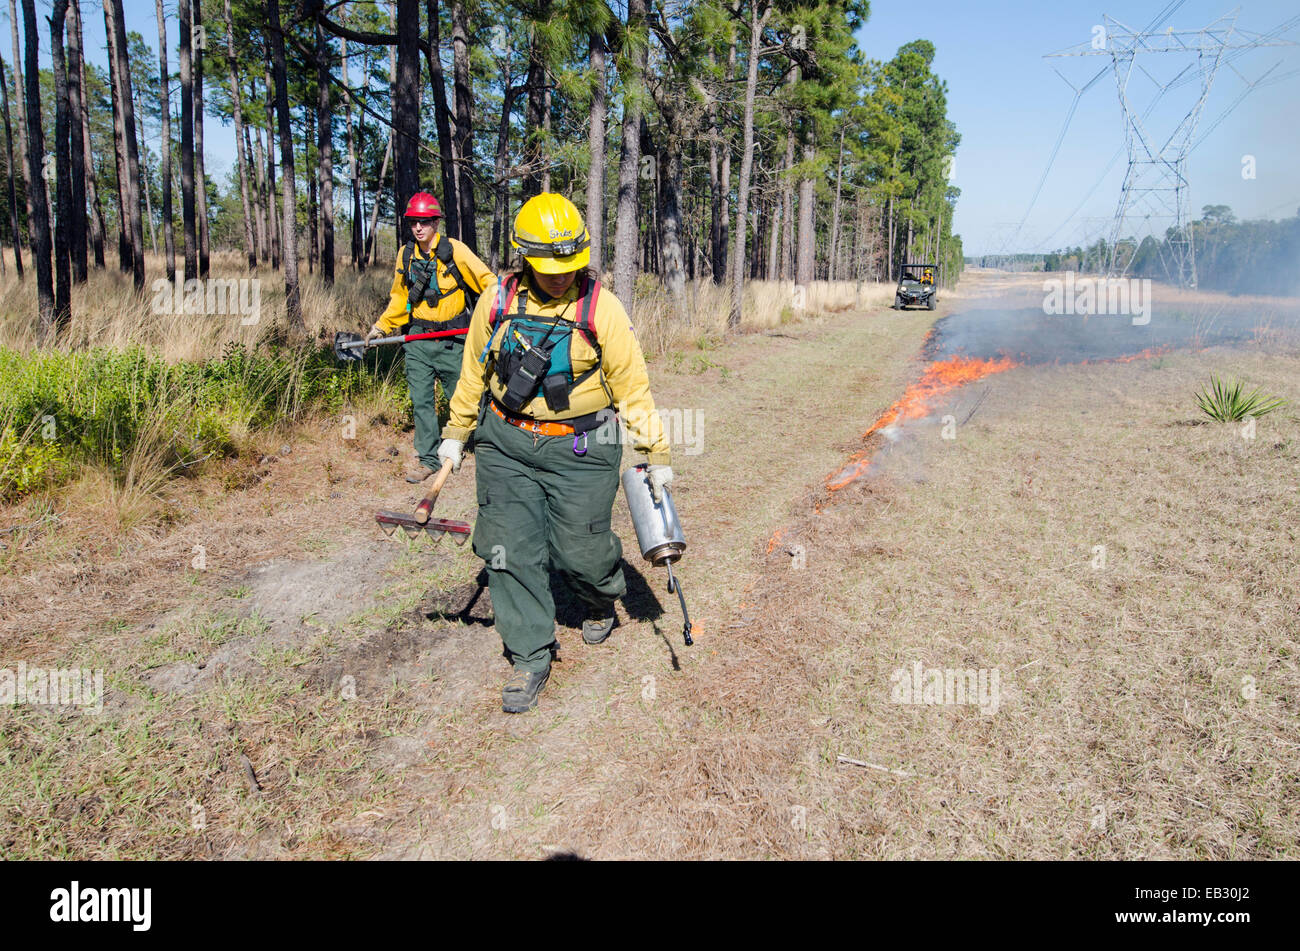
[0,0,962,344]
[970,205,1300,297]
[1044,206,1300,298]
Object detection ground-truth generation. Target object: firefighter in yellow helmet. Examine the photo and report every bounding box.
[437,193,671,713]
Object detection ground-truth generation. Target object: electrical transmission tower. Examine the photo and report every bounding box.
[1047,10,1295,287]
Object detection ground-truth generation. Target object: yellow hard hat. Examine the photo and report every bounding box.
[511,193,591,274]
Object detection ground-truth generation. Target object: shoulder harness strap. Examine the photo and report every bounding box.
[435,235,477,307]
[400,241,415,281]
[574,276,601,349]
[489,274,522,328]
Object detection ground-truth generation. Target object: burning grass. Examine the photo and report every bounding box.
[824,354,1020,492]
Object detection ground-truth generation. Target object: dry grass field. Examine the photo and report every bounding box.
[1,267,1295,859]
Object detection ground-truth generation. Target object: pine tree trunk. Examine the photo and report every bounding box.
[64,0,87,283]
[886,193,894,279]
[71,1,103,269]
[193,0,209,277]
[0,52,22,276]
[905,204,913,263]
[721,9,736,280]
[540,84,552,193]
[155,0,175,275]
[105,0,144,290]
[103,0,131,273]
[450,0,476,251]
[8,0,31,259]
[424,0,458,239]
[365,132,391,266]
[133,85,157,255]
[729,2,768,327]
[307,106,318,274]
[585,30,606,274]
[766,189,781,280]
[611,0,647,302]
[934,204,945,284]
[384,1,395,261]
[779,137,793,279]
[262,69,279,268]
[316,21,334,285]
[244,118,263,262]
[249,91,269,263]
[490,77,517,273]
[828,125,844,282]
[706,51,725,285]
[50,0,72,328]
[393,0,420,229]
[658,133,686,316]
[178,0,197,280]
[266,0,301,333]
[521,1,551,201]
[225,0,255,270]
[796,142,815,286]
[341,38,362,272]
[19,0,51,333]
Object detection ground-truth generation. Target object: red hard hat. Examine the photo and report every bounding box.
[404,192,442,218]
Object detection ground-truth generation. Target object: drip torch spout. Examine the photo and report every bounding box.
[665,562,693,647]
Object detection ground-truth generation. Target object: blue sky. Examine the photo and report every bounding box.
[15,1,1300,258]
[854,0,1300,255]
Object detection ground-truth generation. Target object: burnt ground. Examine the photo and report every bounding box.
[930,290,1300,365]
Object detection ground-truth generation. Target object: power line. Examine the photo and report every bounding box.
[1043,5,1297,286]
[995,0,1190,259]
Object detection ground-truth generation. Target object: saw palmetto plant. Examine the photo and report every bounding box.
[1194,373,1289,422]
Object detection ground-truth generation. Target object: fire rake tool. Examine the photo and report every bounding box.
[375,510,471,545]
[375,459,468,543]
[334,327,468,362]
[622,464,693,646]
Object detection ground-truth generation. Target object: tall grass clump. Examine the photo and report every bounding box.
[0,343,408,503]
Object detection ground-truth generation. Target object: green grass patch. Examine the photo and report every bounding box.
[0,342,410,502]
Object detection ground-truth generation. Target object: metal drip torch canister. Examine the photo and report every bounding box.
[621,464,693,646]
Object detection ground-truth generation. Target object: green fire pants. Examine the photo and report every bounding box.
[472,408,626,672]
[403,336,464,469]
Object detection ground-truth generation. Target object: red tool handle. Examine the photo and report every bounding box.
[403,329,469,341]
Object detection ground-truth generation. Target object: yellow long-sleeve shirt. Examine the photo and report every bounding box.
[443,275,671,465]
[373,236,495,333]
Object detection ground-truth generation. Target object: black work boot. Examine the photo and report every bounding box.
[501,666,550,713]
[582,605,617,645]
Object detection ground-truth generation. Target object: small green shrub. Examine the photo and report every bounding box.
[0,428,71,502]
[1194,374,1288,422]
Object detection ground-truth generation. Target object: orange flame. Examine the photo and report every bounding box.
[1082,345,1173,365]
[826,355,1019,491]
[864,355,1019,436]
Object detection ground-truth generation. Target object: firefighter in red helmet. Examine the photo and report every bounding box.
[366,192,495,482]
